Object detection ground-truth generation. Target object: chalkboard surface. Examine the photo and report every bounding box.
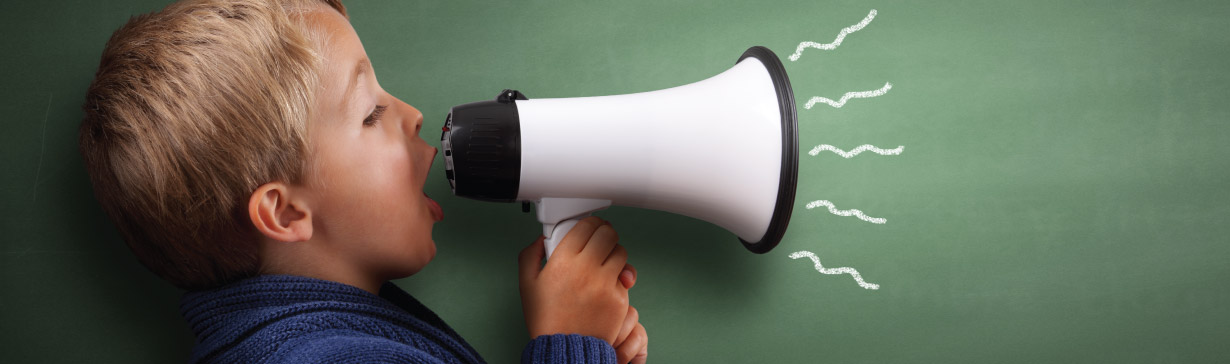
[3,0,1229,362]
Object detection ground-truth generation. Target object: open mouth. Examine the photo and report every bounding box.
[425,192,444,222]
[424,148,444,222]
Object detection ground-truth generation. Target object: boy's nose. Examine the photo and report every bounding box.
[408,109,424,134]
[395,98,424,135]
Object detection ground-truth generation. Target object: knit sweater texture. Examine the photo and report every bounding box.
[180,274,617,363]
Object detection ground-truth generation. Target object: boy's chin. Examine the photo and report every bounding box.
[414,239,437,266]
[389,245,435,279]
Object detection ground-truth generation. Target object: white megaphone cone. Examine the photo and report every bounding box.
[442,46,798,257]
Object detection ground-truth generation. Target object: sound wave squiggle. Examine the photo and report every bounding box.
[805,82,892,109]
[788,9,878,61]
[806,200,886,224]
[809,144,904,158]
[789,250,880,290]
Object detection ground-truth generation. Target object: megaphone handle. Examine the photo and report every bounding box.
[543,216,586,259]
[535,198,612,260]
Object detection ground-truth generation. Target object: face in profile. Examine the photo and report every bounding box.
[295,5,444,281]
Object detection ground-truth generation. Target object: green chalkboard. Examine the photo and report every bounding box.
[4,0,1229,362]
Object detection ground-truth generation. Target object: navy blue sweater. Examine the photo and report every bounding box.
[180,275,617,363]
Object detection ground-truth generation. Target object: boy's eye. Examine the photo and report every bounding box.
[363,105,388,126]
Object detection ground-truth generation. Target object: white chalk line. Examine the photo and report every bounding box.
[805,82,892,109]
[789,251,880,290]
[809,144,903,158]
[805,200,886,224]
[789,9,878,61]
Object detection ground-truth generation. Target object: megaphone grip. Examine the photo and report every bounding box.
[543,218,583,259]
[535,198,612,259]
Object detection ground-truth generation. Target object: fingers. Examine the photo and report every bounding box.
[631,342,647,364]
[632,323,648,364]
[616,322,648,364]
[518,236,545,285]
[602,248,627,285]
[581,220,619,266]
[554,216,608,257]
[614,306,638,349]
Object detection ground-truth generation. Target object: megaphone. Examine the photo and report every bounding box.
[441,46,798,257]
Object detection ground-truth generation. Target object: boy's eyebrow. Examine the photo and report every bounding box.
[343,58,371,109]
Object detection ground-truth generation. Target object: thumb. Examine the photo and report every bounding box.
[618,263,637,290]
[518,236,546,284]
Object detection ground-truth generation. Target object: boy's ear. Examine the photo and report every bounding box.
[248,182,313,243]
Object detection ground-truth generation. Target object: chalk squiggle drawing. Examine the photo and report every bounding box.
[805,200,886,224]
[805,82,893,109]
[809,144,903,158]
[788,9,894,292]
[788,9,878,61]
[789,250,880,290]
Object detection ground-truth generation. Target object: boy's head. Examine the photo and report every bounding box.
[80,0,443,292]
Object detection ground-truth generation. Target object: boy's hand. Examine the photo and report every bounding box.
[519,217,633,345]
[613,305,649,364]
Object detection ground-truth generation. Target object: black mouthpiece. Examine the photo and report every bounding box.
[440,90,526,202]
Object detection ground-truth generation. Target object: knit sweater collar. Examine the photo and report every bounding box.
[180,274,483,363]
[181,274,397,337]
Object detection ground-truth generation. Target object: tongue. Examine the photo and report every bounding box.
[425,193,444,222]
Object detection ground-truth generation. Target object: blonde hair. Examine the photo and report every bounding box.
[80,0,346,290]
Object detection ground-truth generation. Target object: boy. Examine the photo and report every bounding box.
[78,0,648,363]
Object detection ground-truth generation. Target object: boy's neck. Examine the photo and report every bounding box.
[259,238,384,294]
